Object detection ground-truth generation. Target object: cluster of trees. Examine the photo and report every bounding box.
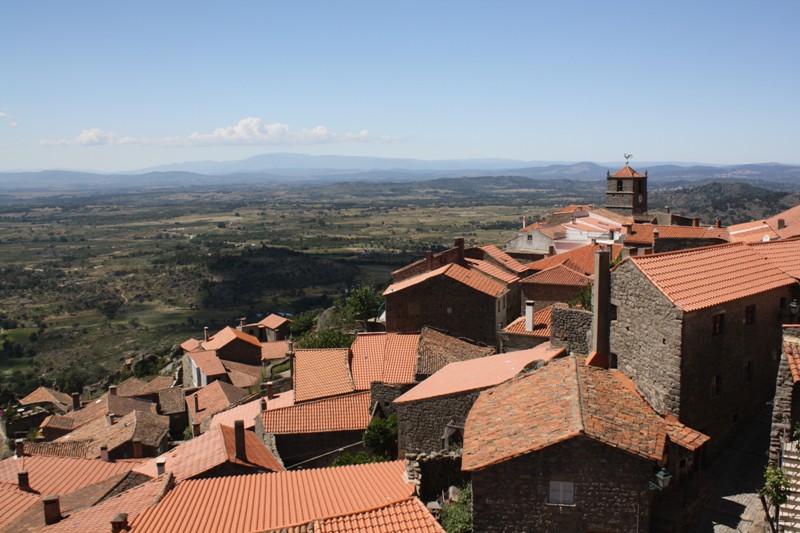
[294,284,383,349]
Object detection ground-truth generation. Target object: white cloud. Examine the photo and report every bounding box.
[9,122,19,127]
[41,118,377,148]
[0,111,8,118]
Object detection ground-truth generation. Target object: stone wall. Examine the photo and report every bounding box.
[273,431,365,468]
[396,391,479,454]
[521,283,583,314]
[653,238,728,254]
[770,355,794,462]
[471,436,654,533]
[405,450,469,503]
[611,261,683,416]
[549,305,592,355]
[499,332,547,353]
[370,382,415,417]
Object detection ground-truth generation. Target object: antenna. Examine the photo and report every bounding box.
[624,153,633,165]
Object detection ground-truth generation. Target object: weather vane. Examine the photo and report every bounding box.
[624,153,633,166]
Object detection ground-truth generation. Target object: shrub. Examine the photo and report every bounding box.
[440,482,472,533]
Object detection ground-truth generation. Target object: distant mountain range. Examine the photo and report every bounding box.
[1,153,800,193]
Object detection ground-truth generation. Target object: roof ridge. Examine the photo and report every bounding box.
[572,357,587,438]
[273,496,416,530]
[630,241,745,262]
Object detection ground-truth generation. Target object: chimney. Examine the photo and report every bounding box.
[525,301,534,332]
[132,439,143,459]
[71,392,81,411]
[260,398,267,411]
[778,218,786,230]
[653,228,660,239]
[715,219,722,229]
[266,381,275,400]
[111,513,129,533]
[106,414,116,425]
[454,238,465,264]
[237,317,246,331]
[18,470,31,492]
[234,420,246,461]
[692,217,700,227]
[108,385,117,396]
[100,445,110,462]
[204,326,209,342]
[15,439,24,458]
[156,458,166,476]
[287,339,295,390]
[42,495,62,525]
[624,223,634,235]
[426,252,434,271]
[548,245,556,256]
[193,393,200,412]
[664,205,670,214]
[588,248,611,369]
[522,216,527,229]
[192,422,201,437]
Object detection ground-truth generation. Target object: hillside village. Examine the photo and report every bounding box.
[5,163,800,532]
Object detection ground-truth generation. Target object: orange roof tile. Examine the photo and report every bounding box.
[785,340,800,384]
[38,475,171,533]
[261,391,371,434]
[384,263,507,298]
[0,483,39,530]
[749,238,800,279]
[627,242,795,312]
[294,348,355,403]
[55,410,169,458]
[262,340,290,361]
[527,243,622,276]
[40,393,158,434]
[478,245,529,274]
[210,392,294,430]
[503,306,553,338]
[727,220,779,243]
[133,423,283,481]
[395,344,564,403]
[116,377,149,397]
[202,326,261,351]
[130,461,414,533]
[158,387,186,415]
[623,224,729,247]
[610,165,646,178]
[187,380,248,426]
[0,455,137,496]
[22,440,91,459]
[462,357,708,471]
[553,204,593,215]
[258,313,291,330]
[350,332,420,390]
[180,338,202,352]
[769,204,800,239]
[465,258,520,284]
[522,263,591,287]
[313,497,446,533]
[520,221,543,233]
[415,327,495,377]
[19,387,72,409]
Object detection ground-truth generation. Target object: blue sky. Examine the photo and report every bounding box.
[1,1,798,172]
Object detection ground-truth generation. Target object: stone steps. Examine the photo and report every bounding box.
[782,442,800,530]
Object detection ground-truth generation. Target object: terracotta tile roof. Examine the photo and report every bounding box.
[294,348,355,403]
[202,326,262,351]
[0,483,39,529]
[187,380,248,426]
[108,394,159,417]
[19,387,72,409]
[727,220,780,243]
[157,387,186,415]
[626,242,795,312]
[139,376,175,396]
[478,245,529,274]
[227,369,260,389]
[116,377,149,397]
[0,455,137,496]
[563,217,621,233]
[553,204,592,215]
[520,221,543,233]
[537,225,568,240]
[262,340,290,361]
[462,357,709,471]
[522,263,591,287]
[769,204,800,239]
[465,258,519,284]
[187,350,227,377]
[180,338,202,352]
[623,224,729,247]
[584,207,634,225]
[221,359,264,380]
[55,410,169,458]
[134,423,283,481]
[210,391,294,430]
[384,263,507,298]
[527,243,621,276]
[130,461,413,533]
[784,340,800,384]
[395,344,564,403]
[415,327,495,377]
[350,332,420,390]
[503,305,553,338]
[312,497,446,533]
[262,391,371,435]
[41,393,157,434]
[259,313,291,330]
[610,165,646,178]
[749,238,800,279]
[22,440,91,459]
[38,475,171,533]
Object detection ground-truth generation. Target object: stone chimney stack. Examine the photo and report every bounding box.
[100,445,110,462]
[665,205,670,214]
[454,238,465,264]
[108,385,117,396]
[778,218,786,230]
[525,301,534,332]
[193,393,199,413]
[132,439,143,459]
[15,439,24,458]
[156,458,166,476]
[588,248,611,368]
[692,217,700,227]
[716,219,722,229]
[204,326,209,342]
[71,392,81,411]
[426,252,434,272]
[18,470,31,492]
[260,398,267,411]
[111,513,129,532]
[42,495,62,525]
[237,317,246,331]
[192,422,201,437]
[234,420,246,461]
[522,216,527,229]
[266,381,275,400]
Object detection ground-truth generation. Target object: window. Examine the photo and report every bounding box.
[745,360,753,383]
[527,234,533,241]
[549,481,574,505]
[711,374,722,398]
[745,305,756,325]
[616,180,623,192]
[712,313,725,336]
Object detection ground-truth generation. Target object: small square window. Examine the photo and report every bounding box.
[712,314,725,336]
[527,235,533,241]
[549,481,574,505]
[711,374,722,398]
[745,305,756,325]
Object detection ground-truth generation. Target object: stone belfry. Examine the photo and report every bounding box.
[604,154,647,216]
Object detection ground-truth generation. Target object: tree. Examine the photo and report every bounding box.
[440,482,472,533]
[295,328,354,349]
[760,462,791,532]
[330,451,387,467]
[363,415,398,458]
[345,285,383,327]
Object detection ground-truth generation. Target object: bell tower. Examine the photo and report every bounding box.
[605,154,647,216]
